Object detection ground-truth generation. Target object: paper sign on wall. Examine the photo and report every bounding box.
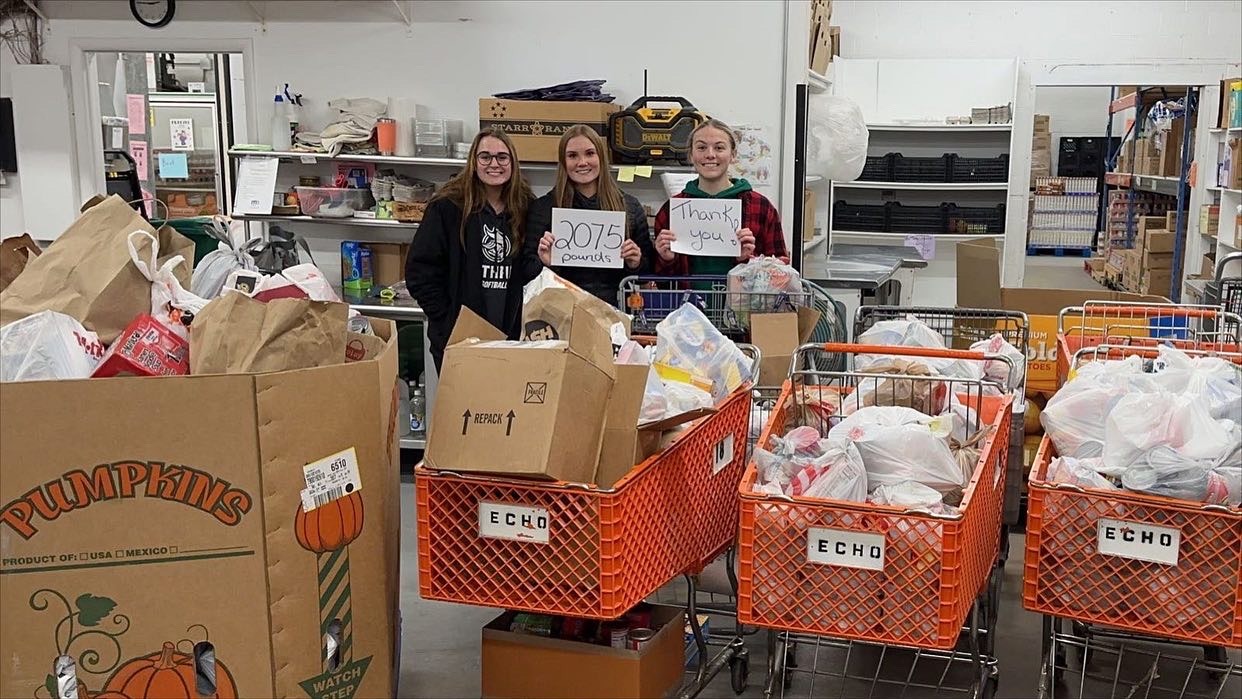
[170,118,194,151]
[158,152,189,179]
[550,207,626,269]
[109,127,125,149]
[233,156,280,215]
[188,82,206,93]
[904,234,936,260]
[126,94,146,135]
[129,141,149,181]
[668,198,742,257]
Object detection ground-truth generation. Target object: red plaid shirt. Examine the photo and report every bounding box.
[653,189,788,275]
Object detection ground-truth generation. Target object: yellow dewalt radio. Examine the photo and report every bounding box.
[609,95,706,165]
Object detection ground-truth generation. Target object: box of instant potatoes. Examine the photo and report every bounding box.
[0,321,401,699]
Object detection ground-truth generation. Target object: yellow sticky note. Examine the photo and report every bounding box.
[617,166,636,183]
[635,165,653,178]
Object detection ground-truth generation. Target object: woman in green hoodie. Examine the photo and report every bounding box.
[652,119,788,276]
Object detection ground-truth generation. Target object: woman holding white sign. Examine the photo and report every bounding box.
[652,119,787,276]
[526,125,655,306]
[406,127,539,370]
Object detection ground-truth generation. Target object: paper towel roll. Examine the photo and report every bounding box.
[389,97,420,157]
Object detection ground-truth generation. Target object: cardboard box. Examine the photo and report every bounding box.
[368,242,409,288]
[593,363,656,490]
[1155,119,1186,177]
[1119,86,1138,98]
[803,187,817,241]
[1165,211,1178,231]
[1033,114,1050,133]
[479,99,620,163]
[1200,205,1220,235]
[1138,215,1166,233]
[92,314,189,377]
[0,320,401,699]
[1141,249,1174,270]
[1202,253,1218,279]
[957,238,1168,392]
[1141,269,1174,296]
[1142,229,1176,254]
[752,308,819,387]
[1032,133,1052,150]
[481,608,685,699]
[1219,77,1241,129]
[809,22,833,74]
[427,307,615,483]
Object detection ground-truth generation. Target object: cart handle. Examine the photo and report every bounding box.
[816,342,996,362]
[1062,305,1227,320]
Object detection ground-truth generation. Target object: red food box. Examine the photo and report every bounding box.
[92,314,190,378]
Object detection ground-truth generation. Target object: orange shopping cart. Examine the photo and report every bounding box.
[1055,301,1242,388]
[737,342,1014,699]
[1024,344,1242,699]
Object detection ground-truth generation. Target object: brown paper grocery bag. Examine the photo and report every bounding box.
[190,293,348,374]
[522,271,630,343]
[0,234,41,292]
[0,195,194,343]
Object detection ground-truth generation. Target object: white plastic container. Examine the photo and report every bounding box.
[270,92,291,151]
[295,187,372,218]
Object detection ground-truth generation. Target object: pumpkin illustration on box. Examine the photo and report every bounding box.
[103,642,237,698]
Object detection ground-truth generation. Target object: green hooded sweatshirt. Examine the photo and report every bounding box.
[680,177,753,278]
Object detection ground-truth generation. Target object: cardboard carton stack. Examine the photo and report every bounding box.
[809,0,837,74]
[1031,114,1051,179]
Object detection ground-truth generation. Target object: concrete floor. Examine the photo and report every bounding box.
[395,258,1239,698]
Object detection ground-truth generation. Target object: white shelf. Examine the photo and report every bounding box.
[834,181,1008,191]
[227,149,695,173]
[1218,238,1241,251]
[831,229,1006,241]
[1213,187,1242,195]
[808,68,832,93]
[400,437,426,450]
[233,213,420,229]
[803,232,827,252]
[866,123,1012,132]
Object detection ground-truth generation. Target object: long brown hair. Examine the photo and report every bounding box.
[553,125,626,213]
[433,126,532,248]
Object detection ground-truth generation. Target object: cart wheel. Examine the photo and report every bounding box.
[729,650,750,695]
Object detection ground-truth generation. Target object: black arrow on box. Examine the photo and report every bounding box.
[505,410,516,436]
[461,409,471,435]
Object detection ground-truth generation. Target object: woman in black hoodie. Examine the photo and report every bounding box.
[524,125,655,307]
[406,127,539,370]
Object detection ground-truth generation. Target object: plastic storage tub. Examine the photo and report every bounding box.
[295,186,373,218]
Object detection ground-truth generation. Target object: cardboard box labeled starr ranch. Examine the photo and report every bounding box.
[0,321,402,699]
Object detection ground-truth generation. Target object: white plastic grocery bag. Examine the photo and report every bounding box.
[127,231,209,341]
[0,310,105,382]
[828,406,966,495]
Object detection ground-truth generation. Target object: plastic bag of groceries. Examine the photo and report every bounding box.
[0,310,105,382]
[1040,355,1160,458]
[727,257,802,319]
[1148,345,1242,420]
[1048,456,1118,490]
[828,406,966,496]
[282,263,342,302]
[842,357,948,417]
[190,217,261,299]
[127,231,209,341]
[663,380,714,415]
[798,439,868,502]
[869,480,957,514]
[856,315,984,382]
[807,93,869,182]
[970,332,1026,392]
[654,303,753,401]
[1101,392,1238,475]
[618,340,668,422]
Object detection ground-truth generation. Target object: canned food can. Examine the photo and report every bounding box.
[628,628,655,651]
[609,626,629,649]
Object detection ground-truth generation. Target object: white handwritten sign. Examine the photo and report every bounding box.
[668,199,742,257]
[551,207,626,269]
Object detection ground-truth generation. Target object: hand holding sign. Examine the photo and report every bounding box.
[668,199,743,257]
[550,208,626,269]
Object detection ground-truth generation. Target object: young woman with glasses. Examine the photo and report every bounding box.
[406,127,538,370]
[524,125,656,307]
[651,119,788,275]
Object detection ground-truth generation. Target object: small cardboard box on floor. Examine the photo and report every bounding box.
[0,321,401,699]
[956,239,1168,395]
[481,607,685,699]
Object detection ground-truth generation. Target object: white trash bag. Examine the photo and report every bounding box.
[190,217,261,299]
[828,406,966,495]
[0,310,105,382]
[127,231,209,341]
[807,93,869,182]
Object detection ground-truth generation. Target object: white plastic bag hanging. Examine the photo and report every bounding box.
[969,333,1026,392]
[190,217,261,299]
[0,310,105,382]
[806,93,869,182]
[127,231,209,341]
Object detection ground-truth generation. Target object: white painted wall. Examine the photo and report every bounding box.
[0,33,24,237]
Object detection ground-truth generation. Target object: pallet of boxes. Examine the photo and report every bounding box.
[1031,114,1051,179]
[0,196,400,699]
[415,269,767,699]
[809,0,838,75]
[1118,213,1178,295]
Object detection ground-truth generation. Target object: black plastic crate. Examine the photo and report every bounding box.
[860,154,893,181]
[886,202,949,234]
[891,152,952,182]
[950,154,1009,182]
[946,204,1006,234]
[832,201,887,232]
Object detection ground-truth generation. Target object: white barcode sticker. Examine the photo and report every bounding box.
[1097,518,1180,566]
[711,434,735,475]
[301,447,362,512]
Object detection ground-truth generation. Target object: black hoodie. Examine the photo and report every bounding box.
[405,197,542,370]
[524,189,655,307]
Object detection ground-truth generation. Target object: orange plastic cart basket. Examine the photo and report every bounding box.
[736,343,1013,650]
[1022,436,1242,648]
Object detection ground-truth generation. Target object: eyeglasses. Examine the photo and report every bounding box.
[476,152,512,166]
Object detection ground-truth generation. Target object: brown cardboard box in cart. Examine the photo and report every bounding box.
[427,307,616,483]
[0,320,402,699]
[751,308,820,387]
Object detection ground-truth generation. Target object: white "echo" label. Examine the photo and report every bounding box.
[806,527,885,571]
[478,502,550,544]
[1096,518,1180,566]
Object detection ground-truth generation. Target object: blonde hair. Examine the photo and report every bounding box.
[433,127,533,248]
[553,125,626,213]
[690,118,738,151]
